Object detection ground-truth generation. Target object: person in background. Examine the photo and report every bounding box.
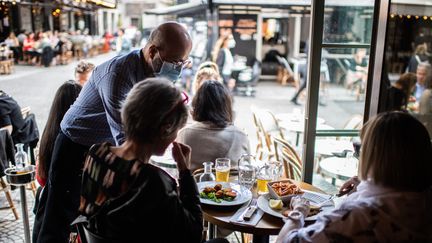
[345,48,368,89]
[414,63,432,101]
[419,70,432,114]
[74,60,95,86]
[116,28,132,56]
[23,32,36,63]
[5,32,21,64]
[191,61,222,95]
[213,35,236,92]
[407,44,430,73]
[177,80,250,171]
[276,112,432,243]
[0,90,39,163]
[36,22,192,243]
[32,81,82,242]
[384,72,416,111]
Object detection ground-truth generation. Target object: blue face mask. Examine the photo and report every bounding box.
[152,53,183,82]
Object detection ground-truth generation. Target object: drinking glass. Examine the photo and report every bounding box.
[215,158,230,182]
[269,160,283,180]
[256,163,273,194]
[238,154,256,190]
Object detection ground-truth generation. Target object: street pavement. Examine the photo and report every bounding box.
[0,52,363,242]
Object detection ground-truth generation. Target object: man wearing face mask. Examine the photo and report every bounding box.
[34,22,192,243]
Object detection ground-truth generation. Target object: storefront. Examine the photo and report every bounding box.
[0,0,116,41]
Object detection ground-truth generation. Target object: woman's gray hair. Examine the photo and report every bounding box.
[121,77,188,144]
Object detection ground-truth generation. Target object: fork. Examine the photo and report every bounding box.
[315,194,337,207]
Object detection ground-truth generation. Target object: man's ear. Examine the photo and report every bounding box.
[148,45,157,59]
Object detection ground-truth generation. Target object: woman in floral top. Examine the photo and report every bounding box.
[277,111,432,243]
[78,78,203,243]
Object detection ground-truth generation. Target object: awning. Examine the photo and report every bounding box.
[144,1,207,16]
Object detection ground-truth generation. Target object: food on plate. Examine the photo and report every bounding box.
[282,209,292,217]
[200,184,237,203]
[269,199,283,210]
[270,181,303,196]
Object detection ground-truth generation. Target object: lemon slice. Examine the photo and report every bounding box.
[269,199,283,210]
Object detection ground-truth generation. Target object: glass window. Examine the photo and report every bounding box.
[380,2,432,137]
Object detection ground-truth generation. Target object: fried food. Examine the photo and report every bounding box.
[215,190,224,198]
[224,191,237,198]
[270,181,303,196]
[203,187,216,194]
[282,209,292,217]
[200,184,237,203]
[214,184,222,191]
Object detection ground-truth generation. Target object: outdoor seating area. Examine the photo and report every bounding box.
[1,0,432,242]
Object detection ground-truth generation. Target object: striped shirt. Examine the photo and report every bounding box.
[61,50,149,146]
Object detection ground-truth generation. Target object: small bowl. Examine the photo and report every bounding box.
[267,179,304,204]
[4,165,36,186]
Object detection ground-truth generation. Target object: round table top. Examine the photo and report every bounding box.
[319,156,358,181]
[314,139,354,156]
[202,181,326,235]
[276,113,326,125]
[279,121,334,133]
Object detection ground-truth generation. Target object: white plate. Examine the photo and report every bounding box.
[197,182,253,206]
[257,191,334,221]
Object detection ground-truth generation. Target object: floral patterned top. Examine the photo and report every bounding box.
[281,181,432,242]
[79,142,143,216]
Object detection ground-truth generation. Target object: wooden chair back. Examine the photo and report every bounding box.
[251,106,285,160]
[273,136,302,181]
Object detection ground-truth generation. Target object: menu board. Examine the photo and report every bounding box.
[218,13,258,65]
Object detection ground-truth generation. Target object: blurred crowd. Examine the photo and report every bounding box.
[0,30,113,67]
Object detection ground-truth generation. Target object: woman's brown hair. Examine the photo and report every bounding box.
[359,111,432,191]
[192,80,233,128]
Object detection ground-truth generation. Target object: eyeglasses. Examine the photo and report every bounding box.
[156,49,191,69]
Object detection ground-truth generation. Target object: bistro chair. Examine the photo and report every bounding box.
[273,136,302,181]
[251,106,285,161]
[0,177,19,220]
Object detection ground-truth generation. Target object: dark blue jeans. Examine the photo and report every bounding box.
[34,132,89,243]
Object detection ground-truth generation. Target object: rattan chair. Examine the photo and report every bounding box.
[273,136,302,181]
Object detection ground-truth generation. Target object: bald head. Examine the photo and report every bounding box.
[146,22,192,63]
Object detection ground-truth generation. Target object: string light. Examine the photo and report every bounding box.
[423,16,428,20]
[407,15,411,19]
[390,13,395,18]
[415,16,419,19]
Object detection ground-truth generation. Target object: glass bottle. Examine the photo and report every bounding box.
[15,143,27,171]
[238,154,256,190]
[199,162,216,182]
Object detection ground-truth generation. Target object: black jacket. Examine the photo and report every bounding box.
[88,165,203,243]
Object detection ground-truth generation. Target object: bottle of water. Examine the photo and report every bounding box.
[199,162,216,182]
[14,143,27,171]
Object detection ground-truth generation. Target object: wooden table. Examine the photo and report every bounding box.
[202,181,326,243]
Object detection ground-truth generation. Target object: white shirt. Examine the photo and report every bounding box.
[281,181,432,242]
[222,48,234,76]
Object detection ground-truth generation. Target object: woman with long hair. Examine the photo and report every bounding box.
[177,80,249,171]
[191,61,221,95]
[212,35,236,91]
[276,112,432,242]
[33,81,81,243]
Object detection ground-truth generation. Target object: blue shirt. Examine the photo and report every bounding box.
[415,83,426,101]
[61,50,148,146]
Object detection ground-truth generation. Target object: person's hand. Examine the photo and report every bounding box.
[171,141,191,173]
[339,176,360,196]
[290,196,310,216]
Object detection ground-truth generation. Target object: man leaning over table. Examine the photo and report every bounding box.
[34,22,193,243]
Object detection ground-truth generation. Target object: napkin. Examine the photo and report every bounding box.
[229,204,264,227]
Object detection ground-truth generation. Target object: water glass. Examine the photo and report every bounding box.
[238,154,256,189]
[215,158,230,182]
